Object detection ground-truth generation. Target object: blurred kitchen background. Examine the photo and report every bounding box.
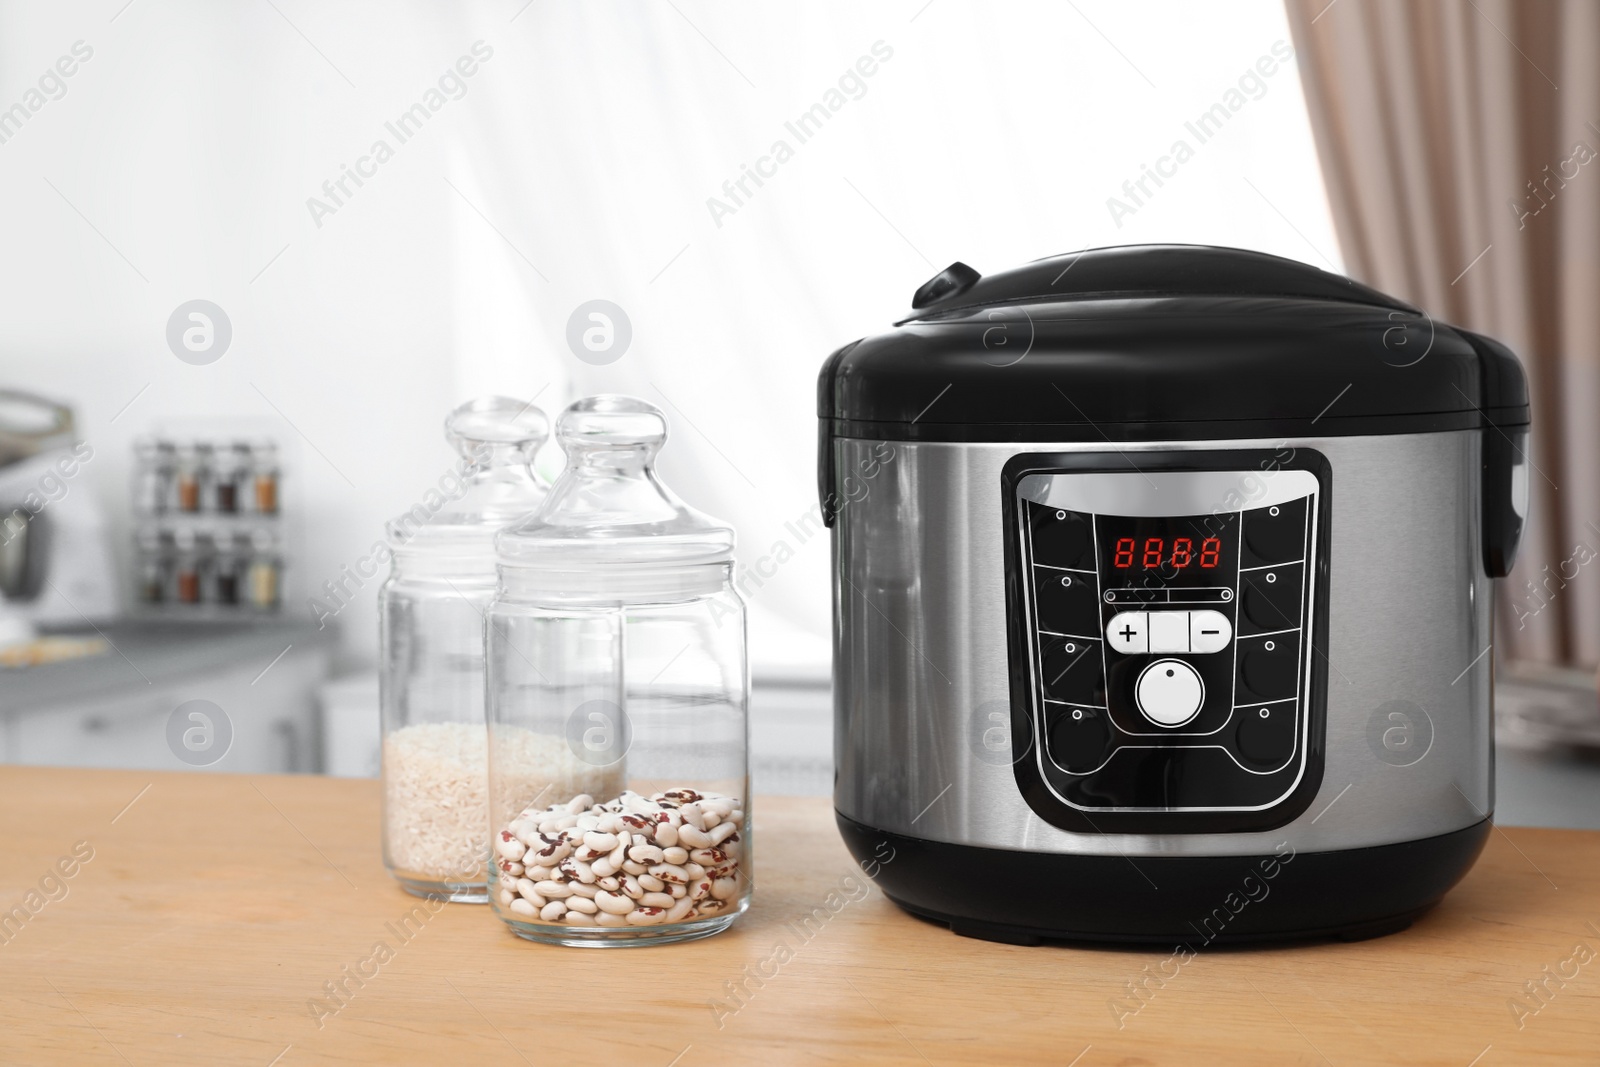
[1,0,1596,825]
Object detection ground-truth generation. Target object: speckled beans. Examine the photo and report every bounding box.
[494,789,745,931]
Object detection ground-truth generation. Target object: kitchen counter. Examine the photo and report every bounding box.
[0,623,334,773]
[2,768,1596,1066]
[1,620,333,709]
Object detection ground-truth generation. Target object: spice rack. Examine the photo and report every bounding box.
[131,436,285,616]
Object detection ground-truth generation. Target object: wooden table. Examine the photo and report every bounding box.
[1,767,1596,1065]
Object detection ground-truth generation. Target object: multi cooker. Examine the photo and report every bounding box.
[819,244,1529,944]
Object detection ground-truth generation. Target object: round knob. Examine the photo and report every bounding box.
[1135,659,1205,728]
[556,395,666,469]
[444,395,550,458]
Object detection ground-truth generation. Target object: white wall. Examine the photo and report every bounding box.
[0,0,1340,674]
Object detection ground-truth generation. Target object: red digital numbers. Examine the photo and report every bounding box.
[1113,537,1135,568]
[1142,538,1163,568]
[1110,534,1223,569]
[1171,538,1192,568]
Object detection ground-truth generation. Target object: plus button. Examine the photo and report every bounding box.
[1105,611,1149,654]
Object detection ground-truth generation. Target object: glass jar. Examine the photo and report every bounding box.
[174,444,202,513]
[173,527,202,604]
[487,395,750,947]
[135,525,168,603]
[214,443,247,514]
[133,438,173,514]
[246,528,281,610]
[252,441,279,514]
[213,532,243,606]
[379,396,552,902]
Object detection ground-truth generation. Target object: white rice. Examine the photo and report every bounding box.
[384,721,624,881]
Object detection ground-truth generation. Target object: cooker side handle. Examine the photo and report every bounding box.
[817,339,863,529]
[1462,329,1530,578]
[1482,427,1529,578]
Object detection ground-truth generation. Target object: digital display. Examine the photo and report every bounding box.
[1095,512,1240,587]
[1111,536,1221,570]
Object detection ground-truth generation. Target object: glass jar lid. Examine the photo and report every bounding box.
[496,396,733,577]
[387,395,551,568]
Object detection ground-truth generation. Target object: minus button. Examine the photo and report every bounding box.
[1189,609,1233,654]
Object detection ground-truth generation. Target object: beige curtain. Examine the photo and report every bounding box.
[1286,0,1599,667]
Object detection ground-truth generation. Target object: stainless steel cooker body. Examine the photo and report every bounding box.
[820,245,1528,942]
[832,430,1492,858]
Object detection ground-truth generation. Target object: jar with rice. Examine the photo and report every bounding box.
[380,396,620,900]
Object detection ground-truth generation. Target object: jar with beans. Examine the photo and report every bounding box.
[487,396,750,946]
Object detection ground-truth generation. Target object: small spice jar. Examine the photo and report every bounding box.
[135,526,168,603]
[487,396,751,946]
[173,528,202,604]
[252,441,279,515]
[133,439,173,515]
[213,532,243,606]
[247,529,281,610]
[174,444,202,513]
[379,396,553,902]
[213,443,247,514]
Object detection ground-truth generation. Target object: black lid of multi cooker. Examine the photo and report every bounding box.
[818,244,1530,442]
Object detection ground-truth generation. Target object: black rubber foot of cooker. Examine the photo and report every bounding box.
[935,909,1421,947]
[837,810,1490,947]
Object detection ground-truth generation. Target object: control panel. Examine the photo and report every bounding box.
[1002,454,1328,833]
